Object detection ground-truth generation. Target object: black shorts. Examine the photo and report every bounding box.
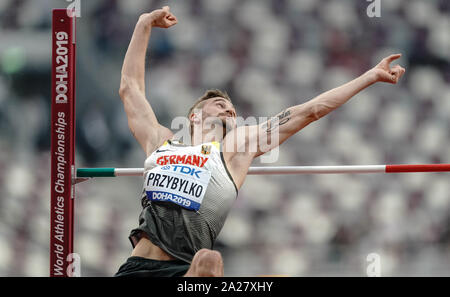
[114,256,190,277]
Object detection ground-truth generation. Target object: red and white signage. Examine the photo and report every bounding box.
[50,9,76,277]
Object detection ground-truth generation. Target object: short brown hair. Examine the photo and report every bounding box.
[187,89,232,119]
[188,89,232,137]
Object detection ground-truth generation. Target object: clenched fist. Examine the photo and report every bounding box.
[139,6,177,29]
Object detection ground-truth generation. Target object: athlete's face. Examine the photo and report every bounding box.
[201,97,237,135]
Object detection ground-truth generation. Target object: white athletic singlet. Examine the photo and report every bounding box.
[129,139,238,263]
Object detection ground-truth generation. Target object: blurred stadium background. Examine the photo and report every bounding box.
[0,0,449,276]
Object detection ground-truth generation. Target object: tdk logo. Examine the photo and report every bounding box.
[162,165,202,178]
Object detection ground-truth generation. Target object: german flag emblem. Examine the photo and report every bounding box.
[201,145,211,155]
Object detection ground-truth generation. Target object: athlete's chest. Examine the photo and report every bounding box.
[144,141,220,170]
[143,141,222,211]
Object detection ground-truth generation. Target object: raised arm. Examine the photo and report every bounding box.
[119,6,177,156]
[224,54,406,188]
[257,54,405,155]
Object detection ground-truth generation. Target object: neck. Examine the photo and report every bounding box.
[191,129,225,146]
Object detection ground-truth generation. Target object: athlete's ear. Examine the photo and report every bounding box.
[190,110,202,124]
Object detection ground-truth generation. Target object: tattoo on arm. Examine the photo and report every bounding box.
[262,109,291,132]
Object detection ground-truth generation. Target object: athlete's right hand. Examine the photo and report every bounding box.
[140,6,177,29]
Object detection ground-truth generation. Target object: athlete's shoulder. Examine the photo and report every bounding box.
[199,141,220,153]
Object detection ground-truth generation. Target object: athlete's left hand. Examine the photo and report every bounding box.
[370,53,406,84]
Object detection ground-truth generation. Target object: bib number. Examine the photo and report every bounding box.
[144,164,211,211]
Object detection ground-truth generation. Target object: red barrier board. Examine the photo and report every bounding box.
[50,9,76,277]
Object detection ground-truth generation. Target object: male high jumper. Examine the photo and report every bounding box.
[114,6,405,277]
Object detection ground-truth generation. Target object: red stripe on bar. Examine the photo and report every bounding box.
[386,164,450,173]
[50,9,76,277]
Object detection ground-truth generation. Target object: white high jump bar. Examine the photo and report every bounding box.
[76,164,450,179]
